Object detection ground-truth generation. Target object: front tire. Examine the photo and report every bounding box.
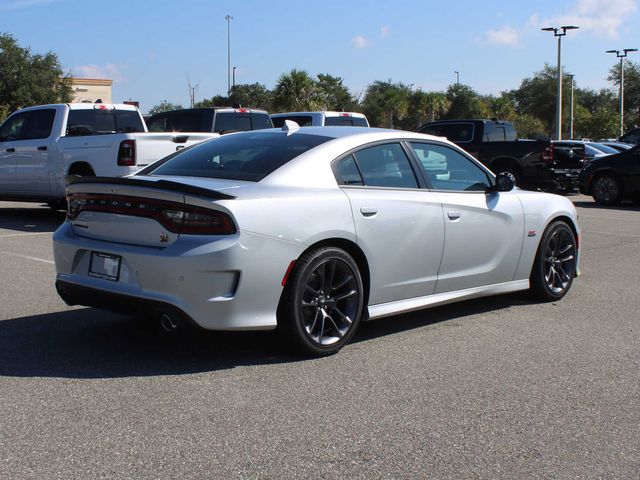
[530,221,577,301]
[279,247,364,356]
[592,174,622,205]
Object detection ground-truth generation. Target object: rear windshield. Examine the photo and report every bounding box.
[66,108,145,136]
[145,132,331,182]
[419,123,474,143]
[324,116,368,127]
[271,115,314,127]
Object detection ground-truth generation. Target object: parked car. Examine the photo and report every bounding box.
[271,111,369,127]
[0,103,216,208]
[552,140,614,169]
[579,144,640,205]
[54,125,580,356]
[618,127,640,145]
[146,107,272,134]
[417,119,581,191]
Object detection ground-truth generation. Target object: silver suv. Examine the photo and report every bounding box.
[271,111,369,128]
[146,107,272,134]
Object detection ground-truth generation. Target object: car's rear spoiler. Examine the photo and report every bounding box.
[65,176,236,200]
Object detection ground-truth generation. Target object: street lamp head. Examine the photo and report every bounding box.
[606,50,618,54]
[624,48,638,53]
[561,25,579,30]
[541,27,556,32]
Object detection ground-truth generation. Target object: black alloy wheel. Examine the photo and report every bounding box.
[280,247,364,356]
[530,221,577,301]
[592,174,622,205]
[498,167,521,188]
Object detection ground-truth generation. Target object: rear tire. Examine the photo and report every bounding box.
[530,221,577,301]
[591,174,622,205]
[279,247,364,356]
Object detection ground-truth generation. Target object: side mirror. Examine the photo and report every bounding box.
[495,171,516,192]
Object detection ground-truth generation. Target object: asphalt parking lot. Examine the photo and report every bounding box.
[1,195,639,479]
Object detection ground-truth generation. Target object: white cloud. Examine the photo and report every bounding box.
[351,35,371,48]
[531,0,638,38]
[481,26,520,46]
[72,64,125,83]
[380,26,391,38]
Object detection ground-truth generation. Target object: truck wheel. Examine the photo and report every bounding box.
[68,164,95,177]
[592,174,622,205]
[496,167,521,188]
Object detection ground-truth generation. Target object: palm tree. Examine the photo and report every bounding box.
[273,69,322,112]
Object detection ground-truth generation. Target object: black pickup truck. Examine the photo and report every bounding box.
[417,119,582,191]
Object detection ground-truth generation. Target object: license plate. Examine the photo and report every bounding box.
[88,252,121,281]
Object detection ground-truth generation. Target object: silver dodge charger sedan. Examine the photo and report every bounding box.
[53,124,580,356]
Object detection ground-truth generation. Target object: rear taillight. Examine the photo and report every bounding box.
[161,208,236,235]
[67,194,236,235]
[117,140,136,166]
[235,108,250,113]
[542,144,554,163]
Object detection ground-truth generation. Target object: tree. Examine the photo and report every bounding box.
[403,90,450,129]
[488,93,517,120]
[443,83,490,119]
[228,83,273,111]
[195,95,230,108]
[316,74,358,111]
[148,101,183,115]
[273,69,322,112]
[0,33,73,115]
[362,80,411,128]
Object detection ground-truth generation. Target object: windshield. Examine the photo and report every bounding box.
[145,131,332,182]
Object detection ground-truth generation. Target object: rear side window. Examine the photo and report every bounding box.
[271,115,314,127]
[483,122,506,142]
[66,108,144,136]
[251,112,272,130]
[335,155,364,185]
[352,143,418,188]
[146,132,331,182]
[419,123,474,143]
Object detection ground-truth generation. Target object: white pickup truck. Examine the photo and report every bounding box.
[0,103,217,208]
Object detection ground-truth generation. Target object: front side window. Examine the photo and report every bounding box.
[352,143,418,188]
[0,112,30,141]
[411,142,491,191]
[145,132,331,182]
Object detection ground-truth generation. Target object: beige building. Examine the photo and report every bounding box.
[70,78,113,103]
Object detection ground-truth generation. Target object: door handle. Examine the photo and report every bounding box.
[6,147,15,153]
[360,207,378,217]
[37,146,47,151]
[447,210,461,220]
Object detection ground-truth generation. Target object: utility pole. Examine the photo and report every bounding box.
[567,74,575,139]
[225,14,233,96]
[542,25,579,140]
[606,48,638,137]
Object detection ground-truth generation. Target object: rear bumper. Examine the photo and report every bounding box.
[53,221,305,331]
[547,168,581,191]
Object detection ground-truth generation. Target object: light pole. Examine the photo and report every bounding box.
[606,48,638,137]
[567,74,575,139]
[232,66,236,90]
[542,25,579,140]
[225,14,233,96]
[454,71,459,84]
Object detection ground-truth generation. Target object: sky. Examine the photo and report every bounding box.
[2,0,639,113]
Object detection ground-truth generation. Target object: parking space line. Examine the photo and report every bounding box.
[0,250,54,264]
[584,230,640,238]
[0,232,52,238]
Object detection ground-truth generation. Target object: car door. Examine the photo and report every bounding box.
[409,141,524,294]
[0,111,30,194]
[14,108,56,194]
[334,142,445,305]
